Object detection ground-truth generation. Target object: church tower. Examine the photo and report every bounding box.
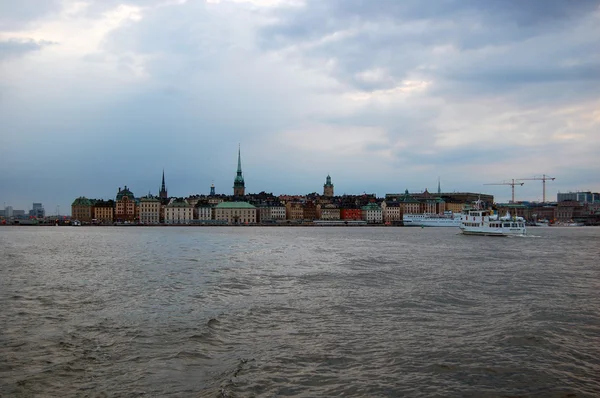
[159,169,168,200]
[210,183,215,196]
[323,174,334,197]
[233,146,245,197]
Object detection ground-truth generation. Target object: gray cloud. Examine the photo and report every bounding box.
[0,0,62,29]
[0,38,54,60]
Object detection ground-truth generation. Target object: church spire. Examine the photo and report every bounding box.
[233,145,245,197]
[437,177,441,194]
[159,169,168,200]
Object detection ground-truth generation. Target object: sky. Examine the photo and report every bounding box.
[1,0,599,214]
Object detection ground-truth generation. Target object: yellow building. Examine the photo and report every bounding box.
[93,200,114,224]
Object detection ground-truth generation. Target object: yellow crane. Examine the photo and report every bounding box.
[484,179,524,203]
[517,175,555,203]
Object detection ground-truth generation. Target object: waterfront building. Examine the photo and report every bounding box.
[93,200,114,224]
[4,206,13,219]
[233,147,245,197]
[258,204,286,223]
[139,195,161,224]
[71,197,94,222]
[381,201,401,223]
[303,201,317,220]
[115,186,137,222]
[317,203,340,220]
[214,202,256,224]
[195,200,213,220]
[323,175,334,197]
[164,199,193,224]
[159,170,168,200]
[398,190,420,214]
[340,207,362,220]
[362,202,383,224]
[286,202,304,220]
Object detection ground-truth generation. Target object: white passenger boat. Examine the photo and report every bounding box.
[459,209,526,236]
[403,212,461,227]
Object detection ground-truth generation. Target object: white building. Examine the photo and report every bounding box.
[139,196,161,224]
[164,199,194,224]
[361,203,383,224]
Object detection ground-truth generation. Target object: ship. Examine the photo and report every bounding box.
[402,212,461,227]
[459,207,526,236]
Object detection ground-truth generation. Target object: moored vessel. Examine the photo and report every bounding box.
[403,212,461,227]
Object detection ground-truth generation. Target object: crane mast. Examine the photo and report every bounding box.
[517,175,556,203]
[483,179,524,203]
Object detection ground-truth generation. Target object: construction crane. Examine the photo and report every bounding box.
[484,179,524,203]
[517,175,556,203]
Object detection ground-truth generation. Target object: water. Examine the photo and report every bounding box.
[1,226,599,397]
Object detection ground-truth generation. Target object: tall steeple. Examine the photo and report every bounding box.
[437,177,441,194]
[233,145,245,197]
[210,182,215,196]
[159,169,168,200]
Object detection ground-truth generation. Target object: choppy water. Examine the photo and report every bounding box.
[1,226,599,397]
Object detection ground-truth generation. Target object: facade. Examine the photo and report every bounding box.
[71,197,94,222]
[195,201,213,220]
[362,202,383,223]
[323,175,334,197]
[93,200,114,224]
[399,190,420,214]
[381,201,401,223]
[303,201,317,220]
[164,199,194,224]
[214,202,256,224]
[139,195,161,224]
[286,202,304,220]
[115,186,137,222]
[233,147,245,197]
[340,207,362,220]
[258,205,287,222]
[317,203,340,220]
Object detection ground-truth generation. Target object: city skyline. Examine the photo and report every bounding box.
[1,1,599,213]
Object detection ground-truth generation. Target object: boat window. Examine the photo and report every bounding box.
[503,223,510,227]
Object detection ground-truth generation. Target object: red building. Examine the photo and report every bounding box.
[340,208,362,220]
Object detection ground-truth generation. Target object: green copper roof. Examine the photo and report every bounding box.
[215,202,256,209]
[72,196,92,206]
[116,186,135,201]
[361,203,381,210]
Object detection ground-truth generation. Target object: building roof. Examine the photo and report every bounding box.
[72,197,93,206]
[166,199,192,208]
[362,202,381,210]
[116,186,135,201]
[215,201,256,209]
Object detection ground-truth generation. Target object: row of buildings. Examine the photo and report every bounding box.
[29,147,583,227]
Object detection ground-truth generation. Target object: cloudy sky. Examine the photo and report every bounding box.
[1,0,599,214]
